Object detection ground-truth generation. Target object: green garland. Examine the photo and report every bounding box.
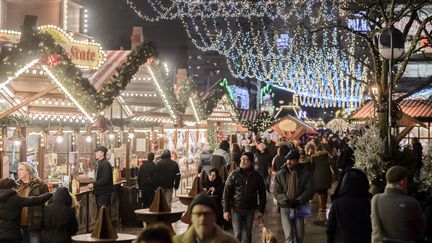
[178,78,240,121]
[0,115,32,127]
[0,30,157,113]
[241,111,275,133]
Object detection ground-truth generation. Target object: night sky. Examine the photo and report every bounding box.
[75,0,189,68]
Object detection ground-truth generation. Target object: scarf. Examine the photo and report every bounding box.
[286,168,298,201]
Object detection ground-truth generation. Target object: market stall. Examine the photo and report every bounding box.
[350,99,432,150]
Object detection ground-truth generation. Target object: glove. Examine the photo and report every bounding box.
[291,200,301,209]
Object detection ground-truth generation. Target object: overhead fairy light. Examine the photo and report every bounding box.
[126,0,296,21]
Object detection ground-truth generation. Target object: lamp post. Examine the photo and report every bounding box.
[378,26,404,155]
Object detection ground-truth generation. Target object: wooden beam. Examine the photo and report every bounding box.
[15,91,64,100]
[396,126,414,143]
[0,85,57,119]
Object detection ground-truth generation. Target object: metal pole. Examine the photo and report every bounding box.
[388,28,394,156]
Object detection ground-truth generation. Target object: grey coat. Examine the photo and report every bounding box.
[371,185,426,243]
[273,164,314,208]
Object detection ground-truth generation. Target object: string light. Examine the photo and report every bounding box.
[126,0,297,21]
[63,0,68,29]
[41,65,94,123]
[146,66,177,120]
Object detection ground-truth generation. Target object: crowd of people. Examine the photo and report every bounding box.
[0,133,431,243]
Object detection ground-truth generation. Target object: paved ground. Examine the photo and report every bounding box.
[118,192,328,242]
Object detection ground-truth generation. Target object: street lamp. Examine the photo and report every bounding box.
[378,26,405,155]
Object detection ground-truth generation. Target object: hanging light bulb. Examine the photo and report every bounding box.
[108,132,116,141]
[8,118,25,147]
[54,123,64,144]
[128,126,135,139]
[83,127,93,143]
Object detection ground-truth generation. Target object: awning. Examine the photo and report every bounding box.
[239,109,259,121]
[351,99,432,121]
[89,50,130,90]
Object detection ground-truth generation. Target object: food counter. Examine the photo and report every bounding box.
[71,181,123,233]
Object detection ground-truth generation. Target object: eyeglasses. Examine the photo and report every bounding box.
[241,156,251,161]
[191,211,215,218]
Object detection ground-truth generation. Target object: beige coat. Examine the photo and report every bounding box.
[173,224,239,243]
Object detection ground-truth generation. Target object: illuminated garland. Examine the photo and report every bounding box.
[241,111,275,133]
[177,78,240,122]
[0,30,157,113]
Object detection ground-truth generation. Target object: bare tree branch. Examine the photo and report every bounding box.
[394,15,432,84]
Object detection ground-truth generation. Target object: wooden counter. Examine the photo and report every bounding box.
[74,181,124,233]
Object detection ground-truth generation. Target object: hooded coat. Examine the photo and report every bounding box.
[41,187,78,243]
[0,188,52,241]
[326,168,371,243]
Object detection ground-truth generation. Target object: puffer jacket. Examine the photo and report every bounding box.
[0,189,52,241]
[17,178,49,231]
[273,164,313,208]
[222,168,266,213]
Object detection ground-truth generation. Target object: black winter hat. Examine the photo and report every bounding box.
[0,178,18,189]
[189,193,217,214]
[241,152,255,163]
[285,150,300,160]
[219,140,230,151]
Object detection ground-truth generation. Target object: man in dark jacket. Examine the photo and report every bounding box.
[156,149,180,207]
[89,145,113,209]
[137,152,159,208]
[222,152,266,243]
[371,166,425,243]
[255,142,273,192]
[411,137,423,175]
[274,150,314,243]
[0,178,52,243]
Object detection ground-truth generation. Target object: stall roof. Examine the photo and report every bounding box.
[0,62,94,123]
[350,99,432,122]
[269,115,318,140]
[93,49,182,125]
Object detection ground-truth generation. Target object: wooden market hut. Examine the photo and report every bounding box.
[350,99,432,146]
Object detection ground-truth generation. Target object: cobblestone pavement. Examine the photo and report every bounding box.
[118,192,328,242]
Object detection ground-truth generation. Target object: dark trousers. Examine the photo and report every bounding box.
[96,193,111,209]
[141,188,155,208]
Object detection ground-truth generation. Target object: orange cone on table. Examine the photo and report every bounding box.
[188,176,204,197]
[91,206,118,239]
[149,187,171,212]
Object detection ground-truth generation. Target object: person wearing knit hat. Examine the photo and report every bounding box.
[222,151,266,243]
[173,193,239,243]
[371,166,425,242]
[273,149,313,243]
